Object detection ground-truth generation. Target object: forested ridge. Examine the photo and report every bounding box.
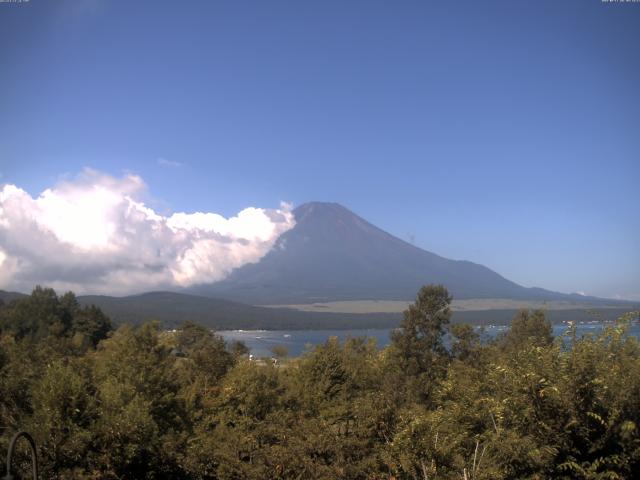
[1,286,639,479]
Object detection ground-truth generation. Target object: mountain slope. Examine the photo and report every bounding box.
[191,202,592,304]
[0,290,27,304]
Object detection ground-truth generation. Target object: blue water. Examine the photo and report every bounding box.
[219,322,640,358]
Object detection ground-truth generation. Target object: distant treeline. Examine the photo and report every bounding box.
[1,286,639,479]
[2,288,634,331]
[453,307,635,326]
[1,289,403,330]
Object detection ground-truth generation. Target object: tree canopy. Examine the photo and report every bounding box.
[1,285,639,479]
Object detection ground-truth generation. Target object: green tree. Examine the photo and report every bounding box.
[390,284,452,403]
[174,321,234,412]
[0,286,72,341]
[71,304,112,349]
[502,309,553,351]
[449,323,481,363]
[27,358,96,479]
[229,340,250,359]
[90,322,187,478]
[271,345,289,360]
[0,287,111,351]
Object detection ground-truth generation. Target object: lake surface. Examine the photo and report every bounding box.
[219,322,640,358]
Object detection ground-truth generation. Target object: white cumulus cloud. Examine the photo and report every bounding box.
[0,169,295,295]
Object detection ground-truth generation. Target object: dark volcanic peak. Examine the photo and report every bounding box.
[291,202,410,248]
[294,201,377,231]
[289,201,414,252]
[190,202,603,305]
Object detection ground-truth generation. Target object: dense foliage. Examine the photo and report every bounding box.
[1,286,639,479]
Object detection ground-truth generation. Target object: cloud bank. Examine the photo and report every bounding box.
[0,170,295,295]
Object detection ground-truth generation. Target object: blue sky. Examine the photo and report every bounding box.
[1,0,639,299]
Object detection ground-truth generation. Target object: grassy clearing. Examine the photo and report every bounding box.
[261,298,631,314]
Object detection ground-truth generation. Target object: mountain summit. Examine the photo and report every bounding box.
[191,202,581,304]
